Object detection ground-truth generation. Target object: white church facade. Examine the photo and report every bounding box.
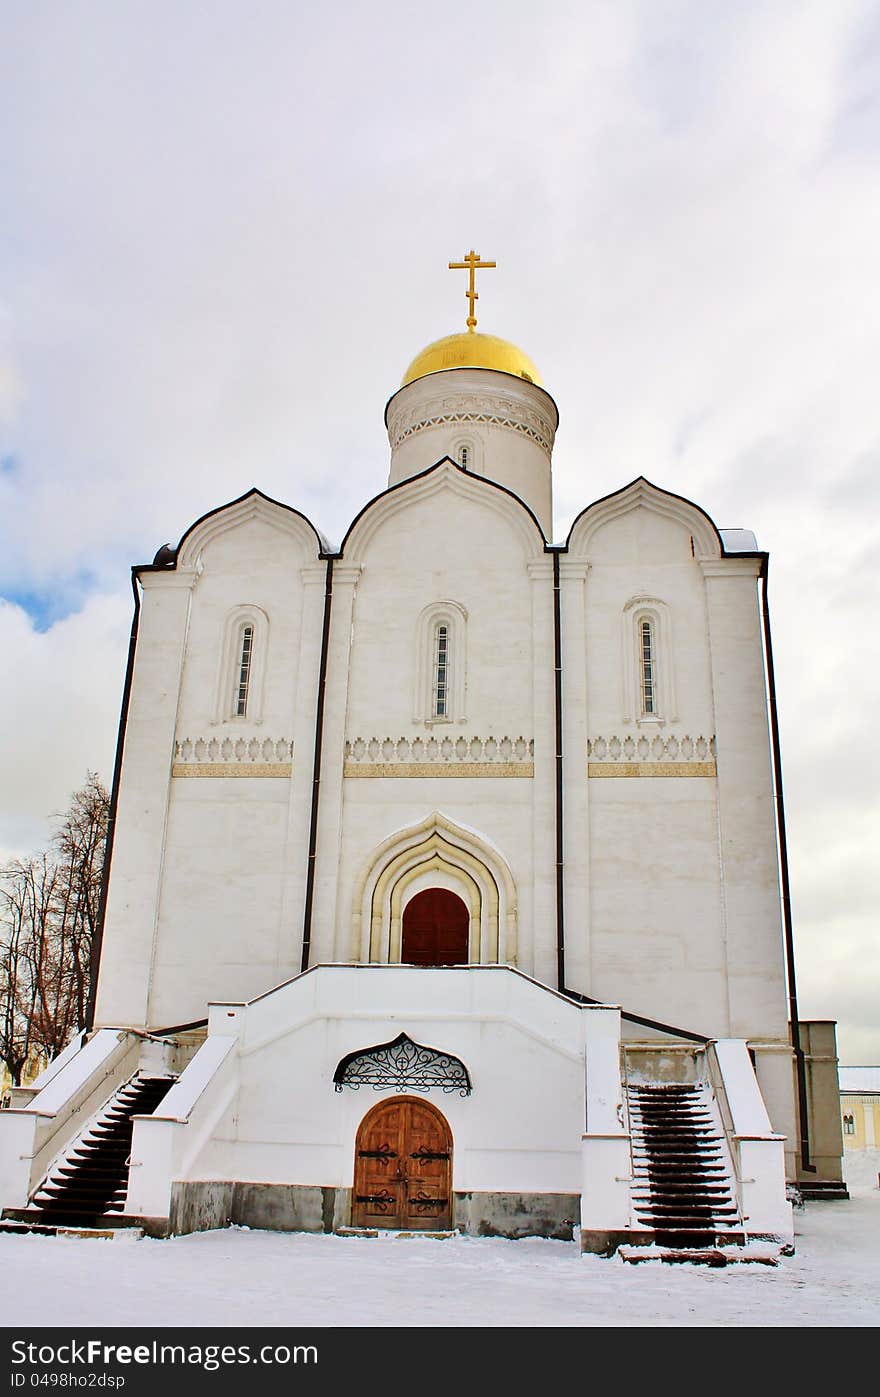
[2,258,843,1253]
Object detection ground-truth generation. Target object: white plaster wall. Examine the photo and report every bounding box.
[703,561,788,1040]
[95,573,194,1028]
[309,471,552,977]
[564,495,787,1046]
[587,779,728,1032]
[579,508,714,735]
[174,515,307,734]
[96,501,325,1031]
[334,784,534,966]
[345,483,537,736]
[146,779,294,1025]
[146,515,324,1027]
[566,504,723,1029]
[95,448,788,1111]
[753,1045,799,1177]
[185,966,602,1196]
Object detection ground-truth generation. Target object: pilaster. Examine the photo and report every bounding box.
[559,559,591,992]
[96,568,196,1028]
[307,564,362,962]
[277,563,332,974]
[701,558,787,1039]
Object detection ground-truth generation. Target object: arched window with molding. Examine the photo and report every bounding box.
[214,605,270,724]
[843,1113,855,1136]
[450,435,480,474]
[621,596,676,725]
[415,601,467,724]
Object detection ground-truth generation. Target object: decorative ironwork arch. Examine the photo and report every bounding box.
[333,1032,472,1097]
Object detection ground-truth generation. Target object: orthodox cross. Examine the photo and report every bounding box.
[448,249,496,330]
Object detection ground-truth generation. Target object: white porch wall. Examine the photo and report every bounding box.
[172,967,611,1197]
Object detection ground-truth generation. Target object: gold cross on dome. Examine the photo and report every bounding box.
[448,249,496,331]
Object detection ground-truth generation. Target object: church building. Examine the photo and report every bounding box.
[1,255,844,1254]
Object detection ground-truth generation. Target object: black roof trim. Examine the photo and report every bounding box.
[133,486,329,573]
[562,475,728,554]
[335,455,549,555]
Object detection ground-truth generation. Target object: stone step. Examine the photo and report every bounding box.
[635,1202,736,1215]
[633,1195,735,1208]
[29,1074,176,1225]
[626,1081,742,1251]
[39,1183,126,1200]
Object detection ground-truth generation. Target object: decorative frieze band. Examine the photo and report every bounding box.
[588,762,716,779]
[345,762,533,779]
[387,393,556,453]
[172,736,293,778]
[173,763,292,779]
[588,734,716,779]
[344,735,534,779]
[393,410,551,452]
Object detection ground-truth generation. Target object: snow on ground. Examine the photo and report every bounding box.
[2,1181,878,1329]
[842,1147,880,1193]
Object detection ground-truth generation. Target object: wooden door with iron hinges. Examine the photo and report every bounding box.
[352,1095,452,1230]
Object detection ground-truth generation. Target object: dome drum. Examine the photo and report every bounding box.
[386,367,559,536]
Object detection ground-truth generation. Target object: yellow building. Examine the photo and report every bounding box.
[839,1068,880,1151]
[1,1055,48,1103]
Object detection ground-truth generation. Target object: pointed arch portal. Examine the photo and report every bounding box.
[351,812,519,966]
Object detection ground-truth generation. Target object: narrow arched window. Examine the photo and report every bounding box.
[235,624,254,717]
[640,618,655,717]
[459,445,469,469]
[414,601,467,724]
[433,623,450,718]
[843,1113,855,1136]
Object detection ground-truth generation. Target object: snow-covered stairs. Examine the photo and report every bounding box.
[25,1074,175,1229]
[627,1083,743,1250]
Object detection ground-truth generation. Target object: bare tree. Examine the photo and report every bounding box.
[48,774,109,1046]
[0,775,109,1083]
[0,860,36,1087]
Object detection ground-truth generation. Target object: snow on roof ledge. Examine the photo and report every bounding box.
[720,527,759,552]
[839,1067,880,1093]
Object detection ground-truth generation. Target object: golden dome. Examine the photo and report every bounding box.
[401,331,542,387]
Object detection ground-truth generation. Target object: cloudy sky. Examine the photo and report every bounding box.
[1,1,878,1061]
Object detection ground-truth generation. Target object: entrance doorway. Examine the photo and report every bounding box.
[351,1096,453,1230]
[401,888,469,966]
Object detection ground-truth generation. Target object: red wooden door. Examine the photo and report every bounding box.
[401,888,469,966]
[352,1096,452,1230]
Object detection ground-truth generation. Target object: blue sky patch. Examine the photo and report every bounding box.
[2,570,98,631]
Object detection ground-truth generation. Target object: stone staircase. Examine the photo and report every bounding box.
[627,1082,745,1255]
[3,1073,175,1231]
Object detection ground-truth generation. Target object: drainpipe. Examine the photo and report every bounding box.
[300,556,334,973]
[552,549,566,993]
[759,554,813,1172]
[85,569,142,1032]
